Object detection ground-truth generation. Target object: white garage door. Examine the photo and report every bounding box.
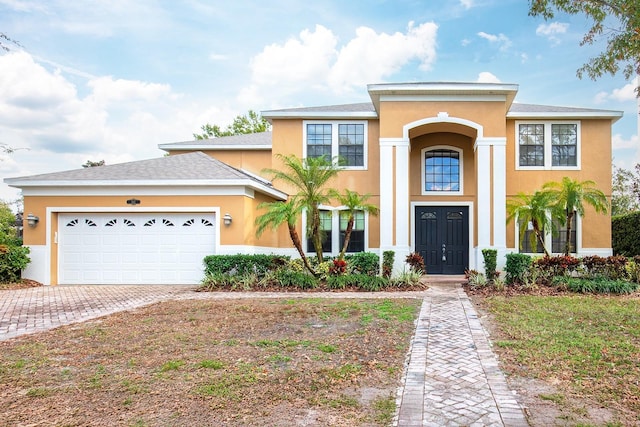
[59,213,216,285]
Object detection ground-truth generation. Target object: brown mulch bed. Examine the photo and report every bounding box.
[0,279,43,290]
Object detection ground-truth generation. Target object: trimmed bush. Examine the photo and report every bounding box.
[203,254,289,277]
[504,253,532,285]
[534,255,580,281]
[382,250,394,278]
[345,252,379,276]
[481,249,497,281]
[0,244,30,283]
[612,212,640,256]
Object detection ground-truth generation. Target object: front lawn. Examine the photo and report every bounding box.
[0,298,420,426]
[480,294,640,426]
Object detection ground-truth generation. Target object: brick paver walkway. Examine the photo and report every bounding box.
[395,279,528,426]
[1,281,528,426]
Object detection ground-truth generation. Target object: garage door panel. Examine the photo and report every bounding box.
[59,213,216,285]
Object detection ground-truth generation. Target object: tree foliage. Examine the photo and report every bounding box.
[612,164,640,215]
[528,0,640,88]
[262,155,343,263]
[543,177,609,255]
[0,32,20,52]
[507,190,558,256]
[193,110,270,139]
[82,160,105,168]
[328,189,378,260]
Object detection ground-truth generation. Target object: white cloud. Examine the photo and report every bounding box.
[536,22,569,45]
[612,134,640,170]
[459,0,474,9]
[594,82,638,103]
[477,31,511,51]
[0,50,219,201]
[613,133,639,150]
[240,21,438,105]
[476,72,501,83]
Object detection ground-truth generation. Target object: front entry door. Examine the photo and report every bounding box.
[415,206,469,274]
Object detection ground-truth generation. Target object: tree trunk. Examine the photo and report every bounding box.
[564,210,574,256]
[288,225,317,276]
[310,206,324,263]
[338,216,354,260]
[532,219,550,257]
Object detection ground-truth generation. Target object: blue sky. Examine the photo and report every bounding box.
[0,0,637,203]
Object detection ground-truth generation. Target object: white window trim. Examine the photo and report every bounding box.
[514,212,582,255]
[301,206,370,256]
[302,120,368,170]
[421,145,464,196]
[515,120,581,171]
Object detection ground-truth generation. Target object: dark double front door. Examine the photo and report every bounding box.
[415,206,469,274]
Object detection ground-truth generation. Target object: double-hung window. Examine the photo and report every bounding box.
[304,121,367,169]
[516,121,579,170]
[304,208,368,255]
[516,212,578,254]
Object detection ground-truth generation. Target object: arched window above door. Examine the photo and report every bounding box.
[421,146,463,195]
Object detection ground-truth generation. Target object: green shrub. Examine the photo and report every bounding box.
[357,275,389,292]
[345,252,379,276]
[0,245,30,283]
[326,274,359,290]
[612,212,640,256]
[203,254,289,277]
[405,252,425,274]
[504,253,532,285]
[534,255,580,282]
[481,249,497,281]
[275,270,318,289]
[382,251,394,278]
[566,277,639,294]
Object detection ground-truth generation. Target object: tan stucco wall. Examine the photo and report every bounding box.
[379,101,507,138]
[194,150,273,176]
[504,119,613,250]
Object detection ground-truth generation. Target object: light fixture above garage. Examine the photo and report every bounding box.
[126,198,141,205]
[223,213,232,226]
[26,213,39,227]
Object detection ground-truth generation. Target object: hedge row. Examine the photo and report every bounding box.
[612,211,640,256]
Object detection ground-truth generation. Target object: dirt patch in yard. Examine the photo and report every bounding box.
[0,298,421,427]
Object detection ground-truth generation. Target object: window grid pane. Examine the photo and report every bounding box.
[425,150,460,192]
[519,124,545,166]
[552,214,577,253]
[338,124,364,166]
[307,124,332,159]
[307,210,332,253]
[551,124,577,166]
[518,220,545,254]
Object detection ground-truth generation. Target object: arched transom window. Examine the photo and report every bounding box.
[422,147,463,195]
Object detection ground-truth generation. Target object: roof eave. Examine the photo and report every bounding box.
[158,144,272,151]
[262,111,378,120]
[507,111,624,123]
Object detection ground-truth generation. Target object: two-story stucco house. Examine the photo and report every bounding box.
[6,82,622,285]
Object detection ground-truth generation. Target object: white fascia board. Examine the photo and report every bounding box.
[379,94,507,102]
[507,111,623,123]
[262,111,378,119]
[158,144,271,151]
[13,180,288,200]
[368,82,519,93]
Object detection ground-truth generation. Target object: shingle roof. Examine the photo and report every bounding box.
[263,102,376,114]
[509,103,616,114]
[159,131,272,149]
[6,151,261,182]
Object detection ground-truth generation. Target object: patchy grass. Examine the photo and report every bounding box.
[0,298,420,426]
[481,294,640,424]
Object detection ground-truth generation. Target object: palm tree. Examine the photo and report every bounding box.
[543,177,609,256]
[329,189,379,260]
[506,190,557,256]
[255,199,316,276]
[263,154,343,263]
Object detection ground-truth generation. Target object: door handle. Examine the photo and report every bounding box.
[441,243,446,262]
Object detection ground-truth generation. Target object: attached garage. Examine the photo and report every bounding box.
[58,213,216,285]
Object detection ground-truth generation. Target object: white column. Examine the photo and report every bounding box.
[395,140,410,249]
[379,140,395,252]
[492,138,507,249]
[475,140,491,249]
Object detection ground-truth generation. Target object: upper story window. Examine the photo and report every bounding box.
[304,121,367,169]
[517,121,580,170]
[422,146,463,195]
